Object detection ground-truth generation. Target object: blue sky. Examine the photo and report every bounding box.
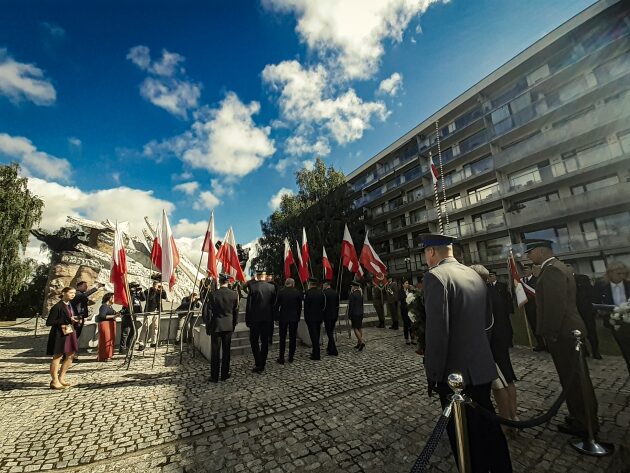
[0,0,594,260]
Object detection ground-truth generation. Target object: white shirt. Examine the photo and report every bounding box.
[611,281,627,306]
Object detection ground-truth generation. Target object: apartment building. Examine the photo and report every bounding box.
[347,0,630,279]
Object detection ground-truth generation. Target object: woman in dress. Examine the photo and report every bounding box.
[96,293,119,362]
[348,281,365,351]
[46,287,79,389]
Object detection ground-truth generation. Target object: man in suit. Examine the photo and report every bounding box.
[568,264,601,359]
[487,271,514,345]
[522,264,545,351]
[594,261,630,374]
[385,279,400,330]
[205,273,239,382]
[322,281,340,356]
[304,278,326,360]
[421,233,511,472]
[371,273,386,328]
[274,278,302,364]
[71,281,104,360]
[138,281,168,350]
[245,270,276,373]
[526,239,599,438]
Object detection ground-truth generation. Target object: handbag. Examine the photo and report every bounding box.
[61,324,74,336]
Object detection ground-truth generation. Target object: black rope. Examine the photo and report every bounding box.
[409,404,452,473]
[0,315,42,327]
[465,344,583,429]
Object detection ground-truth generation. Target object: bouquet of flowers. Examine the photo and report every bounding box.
[609,299,630,331]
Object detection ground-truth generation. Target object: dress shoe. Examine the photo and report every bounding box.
[209,377,219,383]
[276,358,285,365]
[252,366,264,374]
[389,326,399,330]
[533,346,545,352]
[557,422,586,437]
[592,352,602,360]
[137,344,145,351]
[377,323,385,328]
[150,343,157,348]
[358,343,365,351]
[310,355,321,361]
[220,374,231,381]
[288,357,294,363]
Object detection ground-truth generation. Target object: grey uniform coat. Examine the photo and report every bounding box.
[423,257,496,387]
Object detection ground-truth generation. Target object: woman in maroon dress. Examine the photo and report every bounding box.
[96,293,119,361]
[46,287,80,389]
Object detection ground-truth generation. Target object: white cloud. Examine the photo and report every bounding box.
[25,177,175,236]
[145,92,275,178]
[173,181,199,195]
[40,21,65,38]
[127,46,200,119]
[378,72,403,96]
[193,190,221,210]
[263,60,387,154]
[172,218,208,238]
[0,48,56,105]
[263,0,443,79]
[0,133,71,181]
[68,137,82,148]
[210,178,234,197]
[268,187,294,210]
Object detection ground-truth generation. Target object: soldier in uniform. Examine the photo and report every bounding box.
[385,278,400,330]
[304,278,326,360]
[371,272,387,328]
[245,270,276,373]
[421,233,512,472]
[526,239,599,438]
[205,273,239,382]
[274,278,302,364]
[322,281,339,356]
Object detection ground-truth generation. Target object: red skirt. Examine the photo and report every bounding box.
[97,320,116,361]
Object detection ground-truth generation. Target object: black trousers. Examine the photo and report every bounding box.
[578,310,600,356]
[307,319,322,360]
[120,315,135,351]
[436,382,512,473]
[278,321,298,361]
[612,325,630,375]
[401,304,412,340]
[249,322,270,369]
[548,337,598,432]
[324,318,338,355]
[210,332,232,381]
[525,307,546,348]
[386,302,400,327]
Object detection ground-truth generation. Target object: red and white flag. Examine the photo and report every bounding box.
[160,210,180,290]
[201,210,218,280]
[341,224,363,277]
[283,238,295,280]
[150,220,162,271]
[429,154,439,188]
[359,233,387,277]
[296,239,309,283]
[322,246,333,281]
[110,222,129,306]
[301,227,310,268]
[508,253,528,307]
[217,227,246,282]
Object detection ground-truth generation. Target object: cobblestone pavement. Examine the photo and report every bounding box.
[1,320,629,473]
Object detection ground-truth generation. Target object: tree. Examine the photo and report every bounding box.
[0,261,51,319]
[253,158,364,294]
[0,164,44,319]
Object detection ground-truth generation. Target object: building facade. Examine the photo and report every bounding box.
[347,0,630,280]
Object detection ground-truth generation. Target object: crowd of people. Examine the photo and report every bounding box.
[44,237,629,471]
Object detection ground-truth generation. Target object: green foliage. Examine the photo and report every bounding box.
[253,158,365,293]
[0,261,51,320]
[0,164,44,313]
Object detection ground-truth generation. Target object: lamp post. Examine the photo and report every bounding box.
[404,256,412,285]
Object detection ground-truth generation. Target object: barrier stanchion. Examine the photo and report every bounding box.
[34,313,40,337]
[569,330,614,457]
[448,373,471,473]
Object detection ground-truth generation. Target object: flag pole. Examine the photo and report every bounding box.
[435,121,450,233]
[509,250,533,348]
[430,151,444,234]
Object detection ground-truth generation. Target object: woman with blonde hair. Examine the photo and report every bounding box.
[46,287,79,389]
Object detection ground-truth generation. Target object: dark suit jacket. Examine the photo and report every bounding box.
[245,280,276,324]
[424,257,496,386]
[522,275,537,320]
[594,279,630,306]
[206,286,238,333]
[274,287,303,323]
[144,287,167,312]
[535,258,586,341]
[304,287,326,323]
[488,281,513,342]
[322,288,339,321]
[348,290,364,316]
[70,287,98,320]
[574,273,595,318]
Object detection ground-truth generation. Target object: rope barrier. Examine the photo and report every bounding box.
[0,315,42,328]
[409,401,453,473]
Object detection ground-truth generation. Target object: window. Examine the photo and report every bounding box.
[571,175,619,195]
[464,155,493,177]
[459,129,488,154]
[552,106,595,129]
[393,235,409,250]
[561,141,610,172]
[491,77,528,108]
[618,129,630,154]
[591,259,607,274]
[391,215,407,230]
[514,192,560,210]
[594,51,630,83]
[509,161,550,189]
[526,64,551,86]
[407,186,424,203]
[454,107,483,129]
[468,182,499,204]
[410,208,427,224]
[473,208,505,231]
[522,227,569,248]
[389,196,404,211]
[371,222,388,236]
[480,236,512,261]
